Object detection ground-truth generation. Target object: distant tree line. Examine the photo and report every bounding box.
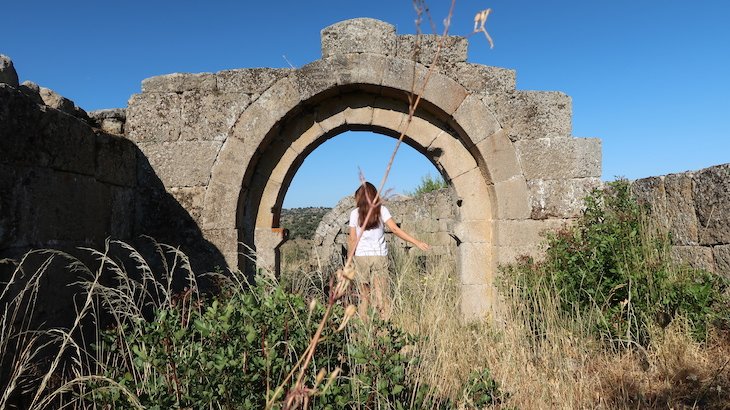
[280,207,332,239]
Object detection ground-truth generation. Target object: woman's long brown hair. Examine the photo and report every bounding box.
[355,182,381,230]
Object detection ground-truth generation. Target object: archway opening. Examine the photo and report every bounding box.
[278,130,452,278]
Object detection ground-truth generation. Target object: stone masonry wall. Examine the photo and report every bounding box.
[0,83,136,257]
[312,188,458,267]
[632,163,730,278]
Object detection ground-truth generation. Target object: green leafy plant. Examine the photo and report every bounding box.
[407,174,448,197]
[504,180,729,346]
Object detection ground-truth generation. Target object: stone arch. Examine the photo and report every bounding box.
[201,53,528,316]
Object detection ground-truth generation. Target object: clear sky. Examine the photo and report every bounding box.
[3,1,729,208]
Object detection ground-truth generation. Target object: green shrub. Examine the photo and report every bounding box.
[408,174,448,197]
[504,180,729,345]
[89,274,451,409]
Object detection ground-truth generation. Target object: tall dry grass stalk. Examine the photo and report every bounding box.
[384,247,730,409]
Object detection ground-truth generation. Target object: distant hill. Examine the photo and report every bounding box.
[280,207,332,239]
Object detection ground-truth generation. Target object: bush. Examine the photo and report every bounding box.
[408,174,448,197]
[505,180,729,346]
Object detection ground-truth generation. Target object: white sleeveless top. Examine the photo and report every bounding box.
[349,206,392,256]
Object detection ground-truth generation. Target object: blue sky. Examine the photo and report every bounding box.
[4,1,729,208]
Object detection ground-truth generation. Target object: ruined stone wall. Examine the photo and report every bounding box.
[0,83,136,257]
[312,188,458,266]
[632,164,730,278]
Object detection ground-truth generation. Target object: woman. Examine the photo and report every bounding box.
[348,182,430,318]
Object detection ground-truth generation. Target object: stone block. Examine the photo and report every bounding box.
[457,243,494,285]
[286,113,325,155]
[313,97,346,133]
[0,54,19,87]
[321,18,396,58]
[381,57,417,94]
[201,181,239,229]
[13,168,112,245]
[495,219,568,248]
[181,91,250,141]
[89,109,127,135]
[453,220,492,244]
[169,186,206,224]
[460,284,494,319]
[515,137,602,180]
[110,186,135,239]
[95,132,137,187]
[216,68,293,94]
[402,112,444,148]
[495,176,531,220]
[475,129,521,184]
[396,34,468,65]
[670,246,715,272]
[496,244,545,266]
[451,168,493,221]
[207,136,251,189]
[453,94,500,146]
[202,228,239,268]
[693,164,730,245]
[428,131,477,180]
[0,86,96,175]
[419,69,469,116]
[493,91,572,140]
[713,245,730,279]
[231,77,301,147]
[440,62,516,95]
[371,100,408,135]
[631,176,666,211]
[38,86,89,121]
[0,165,18,247]
[527,178,601,219]
[138,140,222,187]
[126,92,182,143]
[294,59,340,102]
[664,172,699,245]
[141,72,217,93]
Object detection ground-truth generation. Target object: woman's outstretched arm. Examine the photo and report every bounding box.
[385,219,430,251]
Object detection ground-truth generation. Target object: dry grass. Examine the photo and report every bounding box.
[382,248,730,409]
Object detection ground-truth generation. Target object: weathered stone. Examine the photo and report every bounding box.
[216,68,294,94]
[201,181,239,230]
[713,245,730,278]
[664,172,699,245]
[631,176,666,212]
[110,186,135,239]
[0,85,96,175]
[441,62,516,95]
[693,164,730,245]
[313,96,346,133]
[461,284,494,319]
[181,91,250,141]
[495,219,569,248]
[474,129,521,184]
[495,176,531,220]
[231,77,301,147]
[141,72,217,93]
[38,86,90,121]
[396,34,468,65]
[451,168,493,221]
[457,243,493,285]
[515,137,602,180]
[428,130,477,179]
[670,246,715,272]
[170,186,206,224]
[321,18,396,58]
[419,68,469,115]
[452,94,500,145]
[18,81,43,104]
[527,178,601,219]
[0,54,19,87]
[137,140,222,187]
[493,91,572,140]
[95,132,137,187]
[90,108,127,135]
[201,228,239,268]
[126,92,182,142]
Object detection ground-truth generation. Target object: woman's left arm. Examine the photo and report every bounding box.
[385,219,430,251]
